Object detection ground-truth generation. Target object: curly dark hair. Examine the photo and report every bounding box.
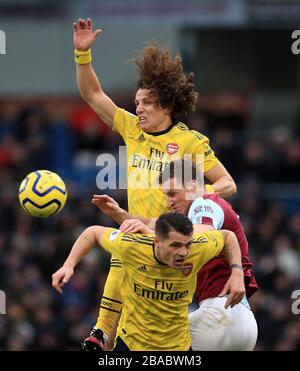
[134,42,198,123]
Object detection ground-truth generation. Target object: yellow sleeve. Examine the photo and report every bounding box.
[193,230,224,269]
[99,228,125,262]
[112,108,138,141]
[189,130,220,173]
[203,141,220,173]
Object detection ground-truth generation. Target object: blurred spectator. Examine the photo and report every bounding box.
[69,105,111,152]
[14,107,51,170]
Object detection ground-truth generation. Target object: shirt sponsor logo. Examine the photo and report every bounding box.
[134,283,188,300]
[131,154,168,172]
[166,143,179,155]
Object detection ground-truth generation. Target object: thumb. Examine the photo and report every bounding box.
[63,270,73,284]
[218,285,229,298]
[93,29,102,39]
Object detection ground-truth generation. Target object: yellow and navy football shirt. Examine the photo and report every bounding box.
[113,108,220,217]
[100,228,224,351]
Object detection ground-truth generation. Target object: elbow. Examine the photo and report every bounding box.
[78,85,102,103]
[229,179,237,196]
[80,91,95,104]
[224,178,237,197]
[79,91,89,102]
[84,226,101,245]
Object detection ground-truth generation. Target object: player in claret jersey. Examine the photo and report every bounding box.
[160,160,258,351]
[73,17,237,350]
[93,159,258,351]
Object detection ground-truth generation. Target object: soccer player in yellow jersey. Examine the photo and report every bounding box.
[73,18,237,349]
[52,213,245,351]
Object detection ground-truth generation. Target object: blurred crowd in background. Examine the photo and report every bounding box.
[0,95,300,351]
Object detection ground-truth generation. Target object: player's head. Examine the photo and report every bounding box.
[154,212,194,268]
[159,159,205,215]
[134,42,198,132]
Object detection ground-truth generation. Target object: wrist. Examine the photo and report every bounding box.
[230,264,243,271]
[205,184,215,194]
[117,208,127,218]
[63,261,75,269]
[74,49,92,64]
[114,208,127,223]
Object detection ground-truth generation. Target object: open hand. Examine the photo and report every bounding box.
[218,269,245,309]
[92,194,121,215]
[120,219,153,234]
[73,18,102,51]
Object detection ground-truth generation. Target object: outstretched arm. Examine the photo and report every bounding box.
[52,225,107,293]
[74,18,117,127]
[218,229,245,308]
[92,194,156,228]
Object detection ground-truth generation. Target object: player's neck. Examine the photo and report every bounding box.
[196,188,205,198]
[185,188,204,204]
[145,116,173,134]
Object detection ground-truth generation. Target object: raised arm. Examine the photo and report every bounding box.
[74,18,117,127]
[52,225,107,293]
[218,229,245,308]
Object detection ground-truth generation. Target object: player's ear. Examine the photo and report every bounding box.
[163,106,171,117]
[187,180,197,191]
[154,236,160,245]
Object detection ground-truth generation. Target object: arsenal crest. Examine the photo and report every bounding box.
[166,143,179,155]
[180,263,193,276]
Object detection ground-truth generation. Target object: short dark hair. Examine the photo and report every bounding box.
[155,212,194,240]
[159,159,202,186]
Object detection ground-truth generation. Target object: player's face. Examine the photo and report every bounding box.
[156,230,193,268]
[135,89,171,133]
[162,178,193,215]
